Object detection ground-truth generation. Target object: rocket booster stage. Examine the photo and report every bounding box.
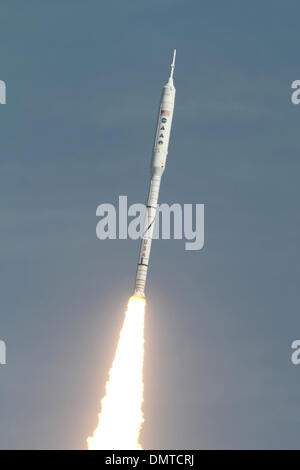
[133,50,176,298]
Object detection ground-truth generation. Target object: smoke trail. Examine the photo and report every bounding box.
[87,296,146,450]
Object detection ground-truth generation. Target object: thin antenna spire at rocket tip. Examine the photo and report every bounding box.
[169,49,176,79]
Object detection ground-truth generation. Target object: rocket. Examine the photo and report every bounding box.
[133,50,177,298]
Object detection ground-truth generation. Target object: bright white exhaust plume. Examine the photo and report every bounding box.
[87,296,146,450]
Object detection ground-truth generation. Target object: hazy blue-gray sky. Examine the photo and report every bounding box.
[1,0,300,449]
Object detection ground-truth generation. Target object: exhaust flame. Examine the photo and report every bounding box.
[87,296,146,450]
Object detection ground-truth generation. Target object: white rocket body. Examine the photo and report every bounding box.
[133,50,176,298]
